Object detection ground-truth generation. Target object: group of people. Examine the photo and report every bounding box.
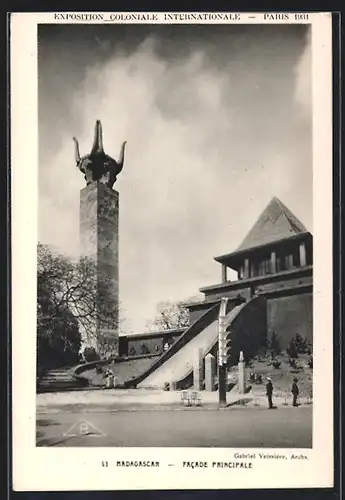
[265,377,300,409]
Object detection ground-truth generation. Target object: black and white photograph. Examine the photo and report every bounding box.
[11,12,333,491]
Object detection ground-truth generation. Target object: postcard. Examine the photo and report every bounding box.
[11,11,333,491]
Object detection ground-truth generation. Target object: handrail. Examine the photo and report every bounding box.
[74,353,161,376]
[173,300,249,388]
[74,359,112,375]
[134,295,266,390]
[125,303,221,387]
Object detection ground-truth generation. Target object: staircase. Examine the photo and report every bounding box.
[133,296,266,390]
[138,303,247,389]
[81,357,157,387]
[137,317,220,389]
[37,368,89,393]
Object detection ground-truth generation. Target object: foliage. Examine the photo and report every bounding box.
[294,333,308,354]
[37,298,81,372]
[268,331,281,356]
[286,334,310,359]
[83,347,100,362]
[97,332,119,360]
[286,339,299,358]
[37,243,124,363]
[37,243,98,333]
[148,299,192,331]
[288,358,298,368]
[37,244,83,371]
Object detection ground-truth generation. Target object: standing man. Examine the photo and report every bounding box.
[266,377,274,409]
[291,378,299,407]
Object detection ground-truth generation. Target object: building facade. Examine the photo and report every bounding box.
[119,328,186,357]
[185,197,313,349]
[118,197,312,359]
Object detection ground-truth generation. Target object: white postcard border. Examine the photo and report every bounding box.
[11,12,334,491]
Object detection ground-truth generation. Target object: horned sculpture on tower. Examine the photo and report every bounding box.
[73,120,127,189]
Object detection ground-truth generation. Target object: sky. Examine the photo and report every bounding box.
[38,23,312,334]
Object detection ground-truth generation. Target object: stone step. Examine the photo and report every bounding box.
[40,377,75,383]
[37,380,88,392]
[37,367,89,393]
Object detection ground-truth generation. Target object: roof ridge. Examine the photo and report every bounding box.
[275,197,308,232]
[236,197,308,252]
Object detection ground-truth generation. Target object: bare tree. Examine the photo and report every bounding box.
[147,296,202,331]
[37,243,124,356]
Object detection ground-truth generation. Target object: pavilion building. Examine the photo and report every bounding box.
[185,197,313,348]
[119,196,313,356]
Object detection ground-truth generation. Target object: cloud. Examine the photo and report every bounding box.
[294,29,312,117]
[39,29,312,333]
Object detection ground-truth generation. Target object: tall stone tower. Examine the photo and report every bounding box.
[73,121,127,357]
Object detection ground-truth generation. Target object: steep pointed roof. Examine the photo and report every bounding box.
[236,197,308,252]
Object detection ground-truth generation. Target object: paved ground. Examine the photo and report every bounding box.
[36,406,312,448]
[37,388,311,410]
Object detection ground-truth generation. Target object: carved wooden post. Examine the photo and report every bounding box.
[244,259,250,279]
[221,264,227,283]
[299,242,307,266]
[270,251,277,274]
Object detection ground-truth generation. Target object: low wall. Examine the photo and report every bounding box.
[119,329,186,357]
[74,354,161,386]
[73,359,112,385]
[74,359,112,375]
[267,293,313,348]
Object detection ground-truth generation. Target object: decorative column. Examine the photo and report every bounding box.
[299,242,307,267]
[259,261,265,276]
[218,297,229,407]
[244,258,250,279]
[221,264,227,283]
[75,120,127,357]
[270,251,277,274]
[238,351,246,394]
[250,260,257,278]
[286,254,294,270]
[205,353,216,391]
[193,348,204,391]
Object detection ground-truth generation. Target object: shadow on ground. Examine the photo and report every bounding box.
[227,397,253,407]
[36,417,67,446]
[36,435,79,447]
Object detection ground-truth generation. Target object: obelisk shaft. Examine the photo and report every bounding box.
[79,182,119,355]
